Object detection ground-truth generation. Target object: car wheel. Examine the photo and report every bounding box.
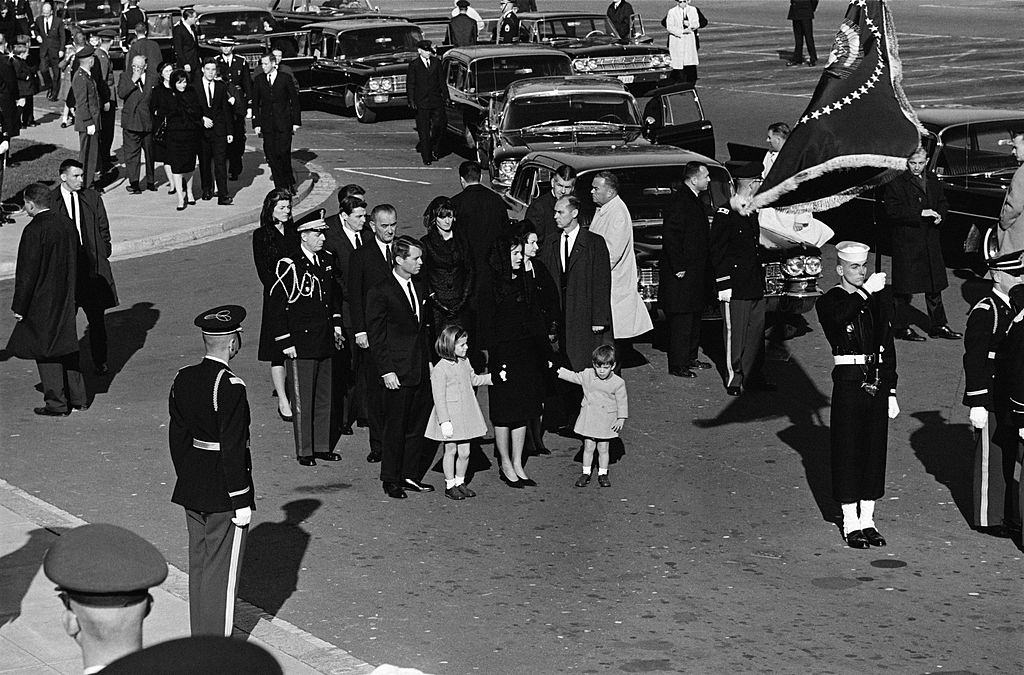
[354,92,376,124]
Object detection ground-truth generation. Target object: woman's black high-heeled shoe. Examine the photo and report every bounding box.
[518,477,537,487]
[499,470,524,489]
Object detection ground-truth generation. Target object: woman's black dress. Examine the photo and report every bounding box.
[253,221,298,363]
[421,227,475,333]
[162,88,200,174]
[149,83,174,165]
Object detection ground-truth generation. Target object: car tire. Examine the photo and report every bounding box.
[354,92,376,124]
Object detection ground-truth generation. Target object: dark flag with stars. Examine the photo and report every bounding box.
[747,0,923,213]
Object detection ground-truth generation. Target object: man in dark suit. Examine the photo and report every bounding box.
[94,31,118,174]
[523,164,576,245]
[447,0,478,46]
[406,39,446,166]
[71,46,102,188]
[347,204,397,464]
[119,0,146,44]
[6,183,85,416]
[126,22,162,80]
[606,0,635,40]
[0,36,19,145]
[660,161,712,378]
[34,2,64,101]
[324,194,368,438]
[786,0,818,67]
[50,159,118,375]
[118,54,156,193]
[366,235,434,499]
[172,8,201,76]
[214,38,251,181]
[266,218,344,467]
[251,52,301,193]
[196,58,234,205]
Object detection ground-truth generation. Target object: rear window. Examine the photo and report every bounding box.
[199,12,276,38]
[471,56,572,94]
[936,120,1023,177]
[570,165,731,223]
[505,93,640,129]
[338,27,423,57]
[534,17,617,40]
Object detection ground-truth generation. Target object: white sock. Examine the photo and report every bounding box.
[841,503,860,536]
[445,478,457,489]
[597,468,608,476]
[582,467,592,475]
[454,475,465,486]
[860,500,876,530]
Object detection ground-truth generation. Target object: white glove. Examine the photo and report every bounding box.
[86,124,96,136]
[1018,428,1024,441]
[887,395,900,420]
[969,406,988,429]
[0,140,8,155]
[718,288,732,303]
[862,272,886,294]
[440,421,454,439]
[231,507,252,527]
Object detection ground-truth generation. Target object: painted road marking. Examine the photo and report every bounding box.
[339,168,431,185]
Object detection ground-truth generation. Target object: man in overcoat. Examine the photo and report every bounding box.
[252,52,301,193]
[446,1,477,47]
[881,148,961,341]
[118,54,156,193]
[49,159,118,375]
[34,2,64,101]
[6,183,86,415]
[406,40,446,166]
[660,161,712,378]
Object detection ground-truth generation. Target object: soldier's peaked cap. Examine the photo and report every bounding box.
[194,305,246,335]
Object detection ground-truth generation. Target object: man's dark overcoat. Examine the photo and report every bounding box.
[881,171,949,295]
[49,187,118,310]
[659,186,710,313]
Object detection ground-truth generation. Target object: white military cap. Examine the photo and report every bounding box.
[836,241,870,263]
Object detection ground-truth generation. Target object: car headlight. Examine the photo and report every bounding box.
[654,54,671,68]
[782,256,806,276]
[572,58,593,72]
[368,78,382,91]
[497,159,519,183]
[380,77,393,91]
[803,256,822,275]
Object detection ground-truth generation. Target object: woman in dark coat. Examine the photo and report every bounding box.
[487,236,550,488]
[253,188,298,421]
[420,196,475,342]
[881,148,960,340]
[148,62,177,192]
[163,69,201,210]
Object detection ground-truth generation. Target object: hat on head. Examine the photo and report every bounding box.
[416,39,434,51]
[731,160,764,180]
[193,305,246,335]
[835,241,870,264]
[209,36,239,47]
[96,29,117,39]
[43,524,167,607]
[297,218,328,233]
[983,228,1024,274]
[76,45,95,59]
[103,636,283,674]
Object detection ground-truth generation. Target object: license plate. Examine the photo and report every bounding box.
[373,95,389,103]
[618,74,634,84]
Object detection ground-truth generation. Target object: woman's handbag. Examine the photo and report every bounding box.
[153,118,168,143]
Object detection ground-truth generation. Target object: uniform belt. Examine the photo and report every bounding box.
[833,354,878,365]
[192,439,221,451]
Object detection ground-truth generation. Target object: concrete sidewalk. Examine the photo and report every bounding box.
[0,479,377,674]
[0,110,336,281]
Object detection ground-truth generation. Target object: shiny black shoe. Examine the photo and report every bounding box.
[500,471,525,489]
[297,456,317,467]
[518,477,537,487]
[339,425,354,435]
[598,474,611,488]
[862,527,887,547]
[201,191,213,201]
[34,407,69,417]
[689,359,712,370]
[845,530,870,549]
[404,478,435,492]
[668,368,697,378]
[896,328,926,341]
[314,452,341,462]
[929,325,963,340]
[278,409,293,423]
[366,451,382,463]
[786,59,803,67]
[574,473,591,488]
[383,482,407,499]
[726,386,742,397]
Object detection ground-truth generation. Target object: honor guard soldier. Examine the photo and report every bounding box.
[43,523,168,672]
[168,305,255,636]
[119,0,147,44]
[494,0,521,44]
[212,38,251,181]
[962,232,1024,537]
[104,635,283,674]
[815,242,900,549]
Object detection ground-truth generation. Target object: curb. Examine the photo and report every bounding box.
[0,477,375,675]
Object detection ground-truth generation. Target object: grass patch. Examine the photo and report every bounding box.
[3,139,79,205]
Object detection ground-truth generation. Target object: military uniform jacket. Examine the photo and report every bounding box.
[494,12,521,43]
[709,206,764,299]
[962,288,1014,410]
[168,357,255,513]
[215,54,252,115]
[1002,305,1024,426]
[815,285,898,394]
[71,68,101,133]
[266,247,343,358]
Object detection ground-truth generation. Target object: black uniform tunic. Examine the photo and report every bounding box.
[816,285,898,503]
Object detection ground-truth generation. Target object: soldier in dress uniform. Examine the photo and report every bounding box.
[168,305,255,636]
[962,231,1024,537]
[213,38,251,181]
[494,0,521,44]
[815,241,900,549]
[1000,284,1024,543]
[43,523,168,672]
[120,0,147,45]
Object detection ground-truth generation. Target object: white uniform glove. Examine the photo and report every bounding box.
[718,288,732,303]
[231,507,252,527]
[887,395,900,420]
[862,272,886,294]
[440,421,454,439]
[969,406,988,429]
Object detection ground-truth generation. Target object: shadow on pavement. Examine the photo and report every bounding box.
[237,499,320,630]
[909,410,976,525]
[0,527,66,629]
[82,301,160,395]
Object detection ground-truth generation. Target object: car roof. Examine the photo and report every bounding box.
[305,18,416,31]
[193,5,270,13]
[518,12,606,21]
[445,44,567,60]
[505,75,629,97]
[916,107,1024,129]
[523,145,723,171]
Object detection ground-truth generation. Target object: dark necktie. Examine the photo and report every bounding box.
[70,194,81,244]
[385,243,393,263]
[406,281,418,321]
[354,231,362,248]
[207,81,213,107]
[562,233,569,272]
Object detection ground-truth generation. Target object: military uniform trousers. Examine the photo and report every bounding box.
[973,389,1023,528]
[723,297,765,389]
[100,108,116,170]
[287,356,333,458]
[79,132,99,188]
[185,509,247,637]
[830,367,889,503]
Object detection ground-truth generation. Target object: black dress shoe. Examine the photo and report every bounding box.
[146,184,158,192]
[314,452,341,462]
[297,456,317,466]
[726,386,742,396]
[339,425,354,435]
[845,530,870,549]
[34,407,69,416]
[366,451,382,463]
[806,60,817,66]
[126,184,142,194]
[201,191,213,201]
[786,59,803,67]
[668,368,697,378]
[862,527,887,547]
[218,197,233,206]
[896,328,926,341]
[95,363,109,375]
[404,478,435,492]
[229,173,239,181]
[71,403,90,411]
[383,482,407,499]
[689,359,712,370]
[929,325,963,340]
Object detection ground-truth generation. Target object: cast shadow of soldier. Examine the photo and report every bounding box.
[693,355,839,525]
[909,410,976,525]
[236,499,320,631]
[0,528,67,631]
[80,301,160,397]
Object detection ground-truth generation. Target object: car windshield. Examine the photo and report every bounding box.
[471,56,572,94]
[571,165,731,222]
[338,26,423,57]
[533,16,620,40]
[935,120,1024,177]
[62,0,119,21]
[199,12,277,38]
[506,93,640,130]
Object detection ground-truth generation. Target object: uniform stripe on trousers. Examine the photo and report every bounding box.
[223,524,244,637]
[723,302,735,387]
[980,426,991,527]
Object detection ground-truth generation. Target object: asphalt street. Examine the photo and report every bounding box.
[1,1,1022,673]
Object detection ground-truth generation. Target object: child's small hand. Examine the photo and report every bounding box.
[440,421,454,439]
[612,418,625,433]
